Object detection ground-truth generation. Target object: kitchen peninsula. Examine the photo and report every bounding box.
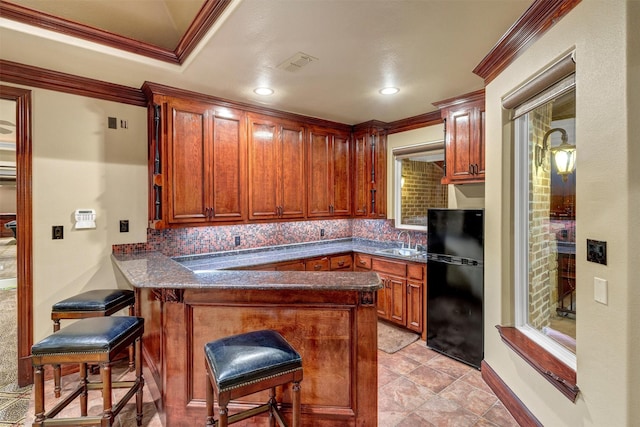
[112,249,383,426]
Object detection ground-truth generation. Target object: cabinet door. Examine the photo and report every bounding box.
[279,121,306,218]
[475,106,486,177]
[248,115,279,220]
[210,106,246,221]
[407,279,423,333]
[371,131,387,218]
[307,129,332,217]
[376,274,390,319]
[389,276,407,326]
[446,105,475,182]
[352,131,369,217]
[332,133,351,216]
[166,99,211,224]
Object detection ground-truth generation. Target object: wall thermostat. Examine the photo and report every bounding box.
[75,209,96,229]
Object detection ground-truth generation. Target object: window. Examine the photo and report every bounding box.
[514,75,577,369]
[393,141,447,231]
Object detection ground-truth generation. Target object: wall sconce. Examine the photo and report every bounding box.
[536,127,576,181]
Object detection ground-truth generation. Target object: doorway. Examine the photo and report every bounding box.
[0,85,33,387]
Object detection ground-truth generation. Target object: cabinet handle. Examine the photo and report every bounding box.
[204,207,210,218]
[359,260,366,265]
[314,264,322,270]
[469,164,473,175]
[338,261,345,267]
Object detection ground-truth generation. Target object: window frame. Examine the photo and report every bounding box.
[513,112,577,371]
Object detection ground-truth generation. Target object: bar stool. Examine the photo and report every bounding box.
[205,330,303,427]
[31,316,144,427]
[51,289,135,398]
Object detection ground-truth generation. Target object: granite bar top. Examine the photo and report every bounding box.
[111,248,382,292]
[174,238,426,272]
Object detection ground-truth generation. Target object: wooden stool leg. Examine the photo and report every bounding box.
[135,338,144,427]
[292,381,301,427]
[101,363,113,427]
[53,364,62,398]
[80,362,88,416]
[268,387,276,427]
[206,371,215,426]
[33,364,45,426]
[52,320,62,398]
[218,392,230,427]
[128,305,135,372]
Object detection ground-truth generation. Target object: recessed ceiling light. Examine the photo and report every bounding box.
[254,87,274,96]
[379,87,400,95]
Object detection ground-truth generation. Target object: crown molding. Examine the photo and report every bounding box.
[0,0,232,65]
[0,60,146,107]
[473,0,581,84]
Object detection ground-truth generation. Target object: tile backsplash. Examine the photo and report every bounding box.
[113,219,426,257]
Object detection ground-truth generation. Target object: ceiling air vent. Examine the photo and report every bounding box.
[277,52,318,72]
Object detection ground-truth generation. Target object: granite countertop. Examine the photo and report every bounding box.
[174,238,426,272]
[111,243,380,292]
[111,238,426,292]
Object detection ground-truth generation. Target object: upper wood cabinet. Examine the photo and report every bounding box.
[247,113,306,220]
[307,126,351,217]
[433,89,485,184]
[352,123,387,218]
[144,87,247,229]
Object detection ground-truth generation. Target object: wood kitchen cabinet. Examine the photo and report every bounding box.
[352,122,387,218]
[356,253,425,334]
[307,126,351,217]
[305,253,353,271]
[165,98,246,225]
[247,113,306,220]
[433,89,485,184]
[143,84,247,228]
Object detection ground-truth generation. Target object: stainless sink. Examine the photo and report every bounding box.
[375,247,425,258]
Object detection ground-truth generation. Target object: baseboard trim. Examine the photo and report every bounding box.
[481,360,543,427]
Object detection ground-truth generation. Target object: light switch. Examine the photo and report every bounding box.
[594,277,608,305]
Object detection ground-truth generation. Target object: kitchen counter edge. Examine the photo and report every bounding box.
[111,250,383,292]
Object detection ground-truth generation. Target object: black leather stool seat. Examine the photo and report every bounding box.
[51,289,134,313]
[205,330,303,427]
[205,329,302,392]
[33,316,143,356]
[31,316,145,427]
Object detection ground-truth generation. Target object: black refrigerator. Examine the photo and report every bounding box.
[426,209,484,369]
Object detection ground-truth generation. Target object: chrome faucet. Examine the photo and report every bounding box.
[397,231,411,249]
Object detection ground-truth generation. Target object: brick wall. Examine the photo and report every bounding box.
[400,159,447,225]
[527,104,557,330]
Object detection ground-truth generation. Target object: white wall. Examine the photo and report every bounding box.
[483,1,639,425]
[5,85,149,341]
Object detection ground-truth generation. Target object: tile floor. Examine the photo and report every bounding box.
[23,340,519,427]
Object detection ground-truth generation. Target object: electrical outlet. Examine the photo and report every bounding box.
[234,236,241,246]
[320,228,325,237]
[120,120,128,129]
[120,220,129,233]
[52,225,64,240]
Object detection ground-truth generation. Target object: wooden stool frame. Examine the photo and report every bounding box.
[31,325,144,427]
[205,360,302,427]
[51,296,135,398]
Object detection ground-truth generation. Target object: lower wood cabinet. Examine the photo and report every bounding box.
[355,253,425,334]
[234,251,425,335]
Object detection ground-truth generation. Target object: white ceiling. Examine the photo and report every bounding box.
[0,0,532,125]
